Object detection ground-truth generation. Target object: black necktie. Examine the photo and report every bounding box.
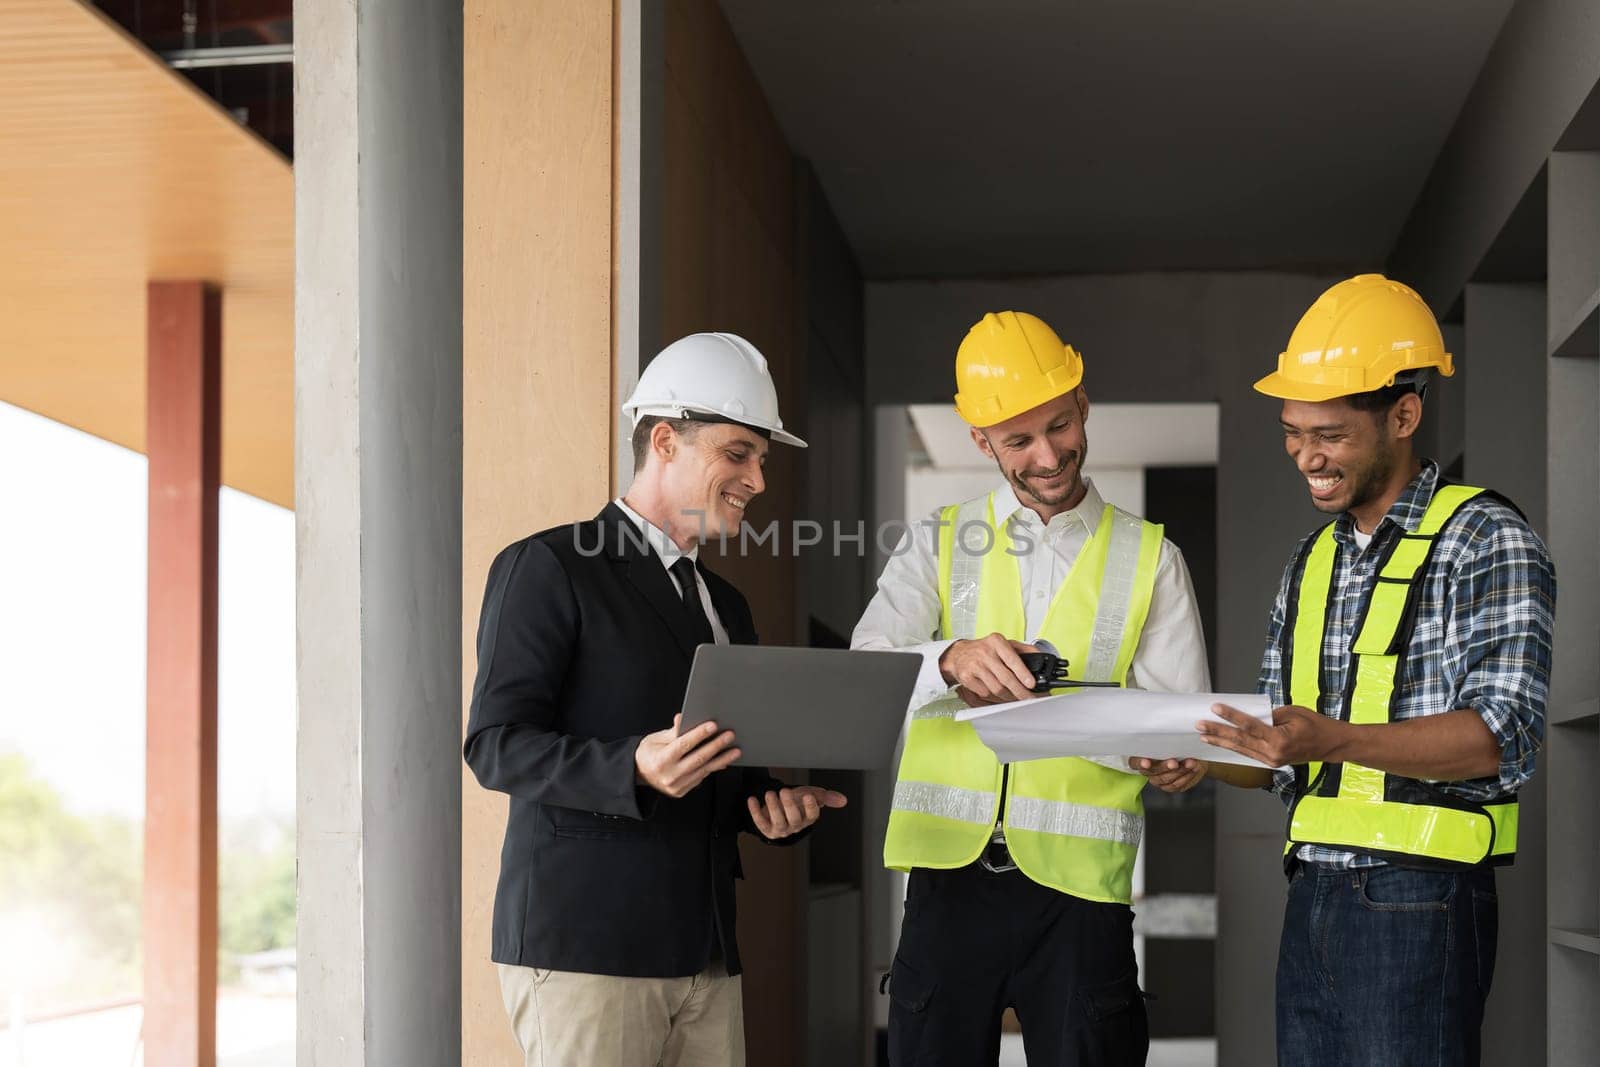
[669,557,715,649]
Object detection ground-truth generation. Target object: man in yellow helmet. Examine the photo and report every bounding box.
[1139,274,1556,1065]
[853,311,1210,1065]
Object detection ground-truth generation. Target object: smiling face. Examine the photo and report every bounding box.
[657,421,769,540]
[971,388,1089,520]
[1279,393,1420,525]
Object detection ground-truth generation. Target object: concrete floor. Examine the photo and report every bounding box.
[999,1035,1217,1066]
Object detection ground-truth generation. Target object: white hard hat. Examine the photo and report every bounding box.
[622,332,807,448]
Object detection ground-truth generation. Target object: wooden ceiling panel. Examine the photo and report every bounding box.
[0,0,293,507]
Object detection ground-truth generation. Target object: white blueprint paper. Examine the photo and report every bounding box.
[954,690,1279,769]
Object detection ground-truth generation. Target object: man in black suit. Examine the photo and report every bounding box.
[466,332,846,1066]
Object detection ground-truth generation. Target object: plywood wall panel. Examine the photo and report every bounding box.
[462,1,615,1064]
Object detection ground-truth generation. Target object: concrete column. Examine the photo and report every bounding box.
[143,280,222,1067]
[1545,148,1600,1064]
[1462,282,1549,1066]
[294,1,464,1063]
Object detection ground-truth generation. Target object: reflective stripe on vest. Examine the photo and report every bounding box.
[886,491,1163,903]
[1283,483,1520,869]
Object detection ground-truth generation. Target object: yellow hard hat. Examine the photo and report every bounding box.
[954,311,1084,427]
[1254,274,1454,403]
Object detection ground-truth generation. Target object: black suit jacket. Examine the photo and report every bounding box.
[464,502,790,978]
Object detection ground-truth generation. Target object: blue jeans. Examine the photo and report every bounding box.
[1276,863,1498,1066]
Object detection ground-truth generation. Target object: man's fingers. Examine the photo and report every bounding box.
[970,658,1029,702]
[683,729,737,768]
[771,790,800,831]
[688,746,742,786]
[669,718,722,755]
[990,637,1037,692]
[1197,721,1267,756]
[1199,730,1265,763]
[958,664,992,698]
[1002,673,1036,702]
[746,795,772,835]
[1209,704,1265,733]
[800,792,820,822]
[671,743,742,794]
[764,791,787,832]
[819,789,848,809]
[967,666,1008,704]
[990,668,1033,702]
[778,788,806,828]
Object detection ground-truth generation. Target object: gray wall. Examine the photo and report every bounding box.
[796,160,877,1062]
[800,161,869,642]
[867,271,1344,1062]
[1465,284,1548,531]
[296,0,464,1062]
[1389,0,1600,313]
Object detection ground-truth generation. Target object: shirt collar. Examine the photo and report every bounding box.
[613,497,698,569]
[994,476,1106,534]
[1333,459,1440,545]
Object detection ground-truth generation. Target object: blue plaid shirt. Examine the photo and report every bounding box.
[1260,460,1556,869]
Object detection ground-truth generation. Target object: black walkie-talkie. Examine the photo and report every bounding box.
[1017,651,1123,694]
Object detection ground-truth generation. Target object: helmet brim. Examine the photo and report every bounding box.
[626,403,807,448]
[768,427,808,448]
[1252,371,1354,404]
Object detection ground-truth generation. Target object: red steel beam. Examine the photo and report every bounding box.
[143,281,222,1067]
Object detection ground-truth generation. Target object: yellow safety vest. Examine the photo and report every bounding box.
[884,492,1164,904]
[1283,483,1519,869]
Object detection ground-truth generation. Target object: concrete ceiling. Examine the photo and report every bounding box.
[719,0,1517,279]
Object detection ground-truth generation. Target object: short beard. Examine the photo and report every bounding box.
[1339,430,1397,516]
[1006,447,1085,509]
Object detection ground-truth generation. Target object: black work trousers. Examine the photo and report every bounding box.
[886,863,1148,1066]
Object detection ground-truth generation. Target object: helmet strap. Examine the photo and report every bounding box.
[677,410,772,440]
[1393,370,1430,403]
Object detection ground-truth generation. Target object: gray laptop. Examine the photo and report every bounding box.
[678,645,923,769]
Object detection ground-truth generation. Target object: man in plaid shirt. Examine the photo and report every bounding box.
[1137,275,1555,1065]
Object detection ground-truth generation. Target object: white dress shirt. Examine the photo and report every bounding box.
[614,498,729,646]
[851,478,1212,768]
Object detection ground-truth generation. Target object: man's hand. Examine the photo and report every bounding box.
[635,714,741,798]
[748,786,848,840]
[1132,757,1208,793]
[1197,703,1341,768]
[939,633,1039,706]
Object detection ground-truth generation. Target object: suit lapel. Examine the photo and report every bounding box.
[598,503,700,658]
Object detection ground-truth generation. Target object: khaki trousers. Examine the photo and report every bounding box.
[497,962,745,1067]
